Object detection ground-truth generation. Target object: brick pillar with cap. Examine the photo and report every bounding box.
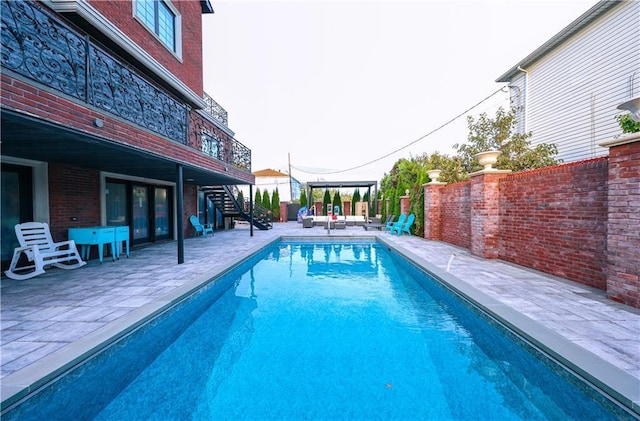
[599,133,640,307]
[470,169,511,259]
[423,181,446,240]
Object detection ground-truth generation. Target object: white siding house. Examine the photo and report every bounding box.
[241,169,301,204]
[496,0,640,163]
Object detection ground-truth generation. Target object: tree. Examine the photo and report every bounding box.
[332,191,342,215]
[423,152,464,184]
[379,157,425,219]
[261,189,270,211]
[271,187,280,220]
[237,190,245,211]
[454,107,560,174]
[299,188,308,208]
[254,188,261,208]
[322,189,331,215]
[351,189,361,215]
[616,113,640,134]
[408,184,424,236]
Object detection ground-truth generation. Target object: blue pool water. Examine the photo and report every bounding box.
[4,241,628,420]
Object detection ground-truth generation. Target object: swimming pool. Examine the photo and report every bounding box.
[2,241,631,420]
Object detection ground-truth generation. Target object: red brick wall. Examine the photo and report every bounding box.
[48,164,100,241]
[498,158,609,289]
[428,158,611,292]
[440,182,471,249]
[279,202,288,222]
[88,0,204,95]
[48,163,199,242]
[605,141,640,306]
[1,74,251,184]
[183,184,198,238]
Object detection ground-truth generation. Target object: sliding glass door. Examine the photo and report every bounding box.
[154,187,171,241]
[132,185,149,243]
[106,179,173,245]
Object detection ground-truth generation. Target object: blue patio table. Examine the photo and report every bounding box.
[68,226,129,263]
[113,226,130,259]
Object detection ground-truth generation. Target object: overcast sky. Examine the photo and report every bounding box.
[202,0,597,183]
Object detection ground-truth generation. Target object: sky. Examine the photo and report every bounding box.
[202,0,598,184]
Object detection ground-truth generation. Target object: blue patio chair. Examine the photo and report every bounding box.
[385,214,405,233]
[189,215,214,238]
[392,213,416,236]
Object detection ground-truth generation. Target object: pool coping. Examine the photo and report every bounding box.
[1,235,638,417]
[375,236,640,417]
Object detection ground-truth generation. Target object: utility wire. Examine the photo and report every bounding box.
[291,86,507,175]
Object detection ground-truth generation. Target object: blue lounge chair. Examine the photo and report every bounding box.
[385,214,405,233]
[392,213,416,236]
[189,215,214,238]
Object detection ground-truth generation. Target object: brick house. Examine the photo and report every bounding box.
[1,0,255,266]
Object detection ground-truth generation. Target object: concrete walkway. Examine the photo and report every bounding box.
[1,222,639,414]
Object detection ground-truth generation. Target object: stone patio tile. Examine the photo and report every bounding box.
[1,329,33,343]
[49,306,119,323]
[16,321,107,343]
[1,340,47,366]
[20,306,76,321]
[111,296,155,308]
[1,342,67,377]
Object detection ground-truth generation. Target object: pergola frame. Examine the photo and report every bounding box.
[306,181,378,216]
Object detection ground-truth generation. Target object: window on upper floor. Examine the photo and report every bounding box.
[134,0,182,58]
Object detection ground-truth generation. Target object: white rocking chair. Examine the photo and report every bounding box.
[4,222,86,280]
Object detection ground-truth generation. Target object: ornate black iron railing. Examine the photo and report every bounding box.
[188,111,251,172]
[1,0,250,172]
[203,91,228,126]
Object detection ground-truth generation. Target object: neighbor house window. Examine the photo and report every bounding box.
[134,0,181,57]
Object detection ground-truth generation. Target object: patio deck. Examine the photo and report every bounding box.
[1,222,639,414]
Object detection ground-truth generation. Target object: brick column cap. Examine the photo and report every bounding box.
[469,169,512,177]
[599,132,640,149]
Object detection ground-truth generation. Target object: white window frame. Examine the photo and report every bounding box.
[2,156,50,224]
[133,0,182,61]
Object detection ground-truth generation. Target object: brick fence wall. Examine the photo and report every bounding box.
[499,158,609,289]
[440,182,471,249]
[424,135,639,308]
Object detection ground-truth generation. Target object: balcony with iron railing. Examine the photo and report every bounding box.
[0,0,250,173]
[203,91,228,127]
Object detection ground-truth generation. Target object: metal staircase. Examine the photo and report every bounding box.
[201,185,272,230]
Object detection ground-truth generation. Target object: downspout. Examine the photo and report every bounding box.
[517,66,528,133]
